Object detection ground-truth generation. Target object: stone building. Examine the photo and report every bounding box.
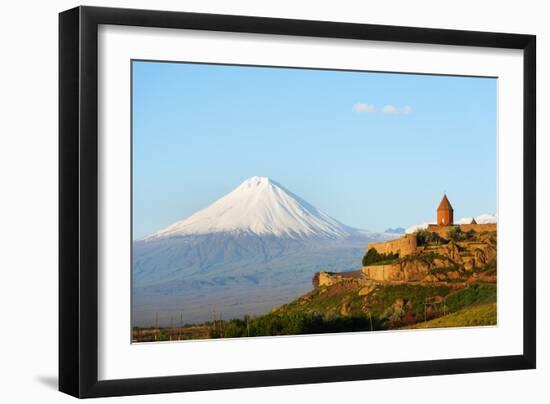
[427,194,496,237]
[368,194,496,256]
[437,194,454,226]
[356,194,498,283]
[367,234,417,257]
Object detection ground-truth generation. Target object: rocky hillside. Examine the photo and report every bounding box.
[134,278,497,341]
[360,229,497,284]
[268,279,496,332]
[133,230,498,340]
[217,230,498,336]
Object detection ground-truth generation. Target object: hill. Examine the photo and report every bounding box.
[402,303,496,329]
[133,278,497,341]
[242,229,499,335]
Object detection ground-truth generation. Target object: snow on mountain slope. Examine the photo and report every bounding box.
[144,176,363,240]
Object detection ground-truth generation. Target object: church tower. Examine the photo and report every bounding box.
[437,194,454,226]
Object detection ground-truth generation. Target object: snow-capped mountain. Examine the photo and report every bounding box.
[144,176,359,240]
[133,176,391,326]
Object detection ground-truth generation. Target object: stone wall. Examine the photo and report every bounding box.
[318,271,341,287]
[459,223,497,233]
[317,271,369,287]
[367,234,417,256]
[362,259,431,282]
[426,223,496,238]
[362,264,402,282]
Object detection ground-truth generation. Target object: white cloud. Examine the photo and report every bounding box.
[381,105,412,114]
[406,222,431,234]
[455,214,497,225]
[401,105,412,114]
[381,105,398,114]
[352,103,375,113]
[353,103,412,115]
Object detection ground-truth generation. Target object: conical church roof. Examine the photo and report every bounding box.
[437,194,454,211]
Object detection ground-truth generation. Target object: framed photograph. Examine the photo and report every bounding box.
[59,6,536,398]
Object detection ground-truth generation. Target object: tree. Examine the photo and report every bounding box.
[447,226,466,241]
[415,229,431,246]
[362,248,399,266]
[362,248,381,266]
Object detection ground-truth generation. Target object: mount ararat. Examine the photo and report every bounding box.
[133,176,393,326]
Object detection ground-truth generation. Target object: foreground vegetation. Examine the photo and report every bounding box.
[403,303,497,329]
[133,281,497,342]
[133,229,498,342]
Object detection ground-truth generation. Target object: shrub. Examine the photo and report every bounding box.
[416,230,443,245]
[222,319,246,338]
[362,248,399,266]
[447,226,466,241]
[418,251,448,264]
[416,229,431,246]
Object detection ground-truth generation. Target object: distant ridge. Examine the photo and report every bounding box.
[384,227,405,234]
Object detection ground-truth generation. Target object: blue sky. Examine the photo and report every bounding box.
[132,60,496,239]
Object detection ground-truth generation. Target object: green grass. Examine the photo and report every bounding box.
[363,284,451,317]
[136,282,497,340]
[444,283,496,313]
[275,282,494,332]
[278,281,496,329]
[280,285,366,318]
[405,303,497,329]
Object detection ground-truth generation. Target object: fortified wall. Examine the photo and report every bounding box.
[367,224,496,259]
[318,195,498,287]
[367,233,417,256]
[317,271,369,287]
[362,264,404,282]
[426,223,496,238]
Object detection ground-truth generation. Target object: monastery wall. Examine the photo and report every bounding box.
[367,234,417,256]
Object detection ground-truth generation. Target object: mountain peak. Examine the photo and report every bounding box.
[143,177,360,240]
[240,176,272,187]
[236,176,277,192]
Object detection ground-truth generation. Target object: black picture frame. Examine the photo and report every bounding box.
[59,5,536,398]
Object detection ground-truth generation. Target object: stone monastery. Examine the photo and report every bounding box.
[317,195,497,287]
[366,194,496,258]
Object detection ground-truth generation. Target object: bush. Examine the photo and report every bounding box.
[208,311,388,338]
[222,319,246,338]
[416,229,431,246]
[447,226,466,241]
[362,248,399,266]
[416,230,444,245]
